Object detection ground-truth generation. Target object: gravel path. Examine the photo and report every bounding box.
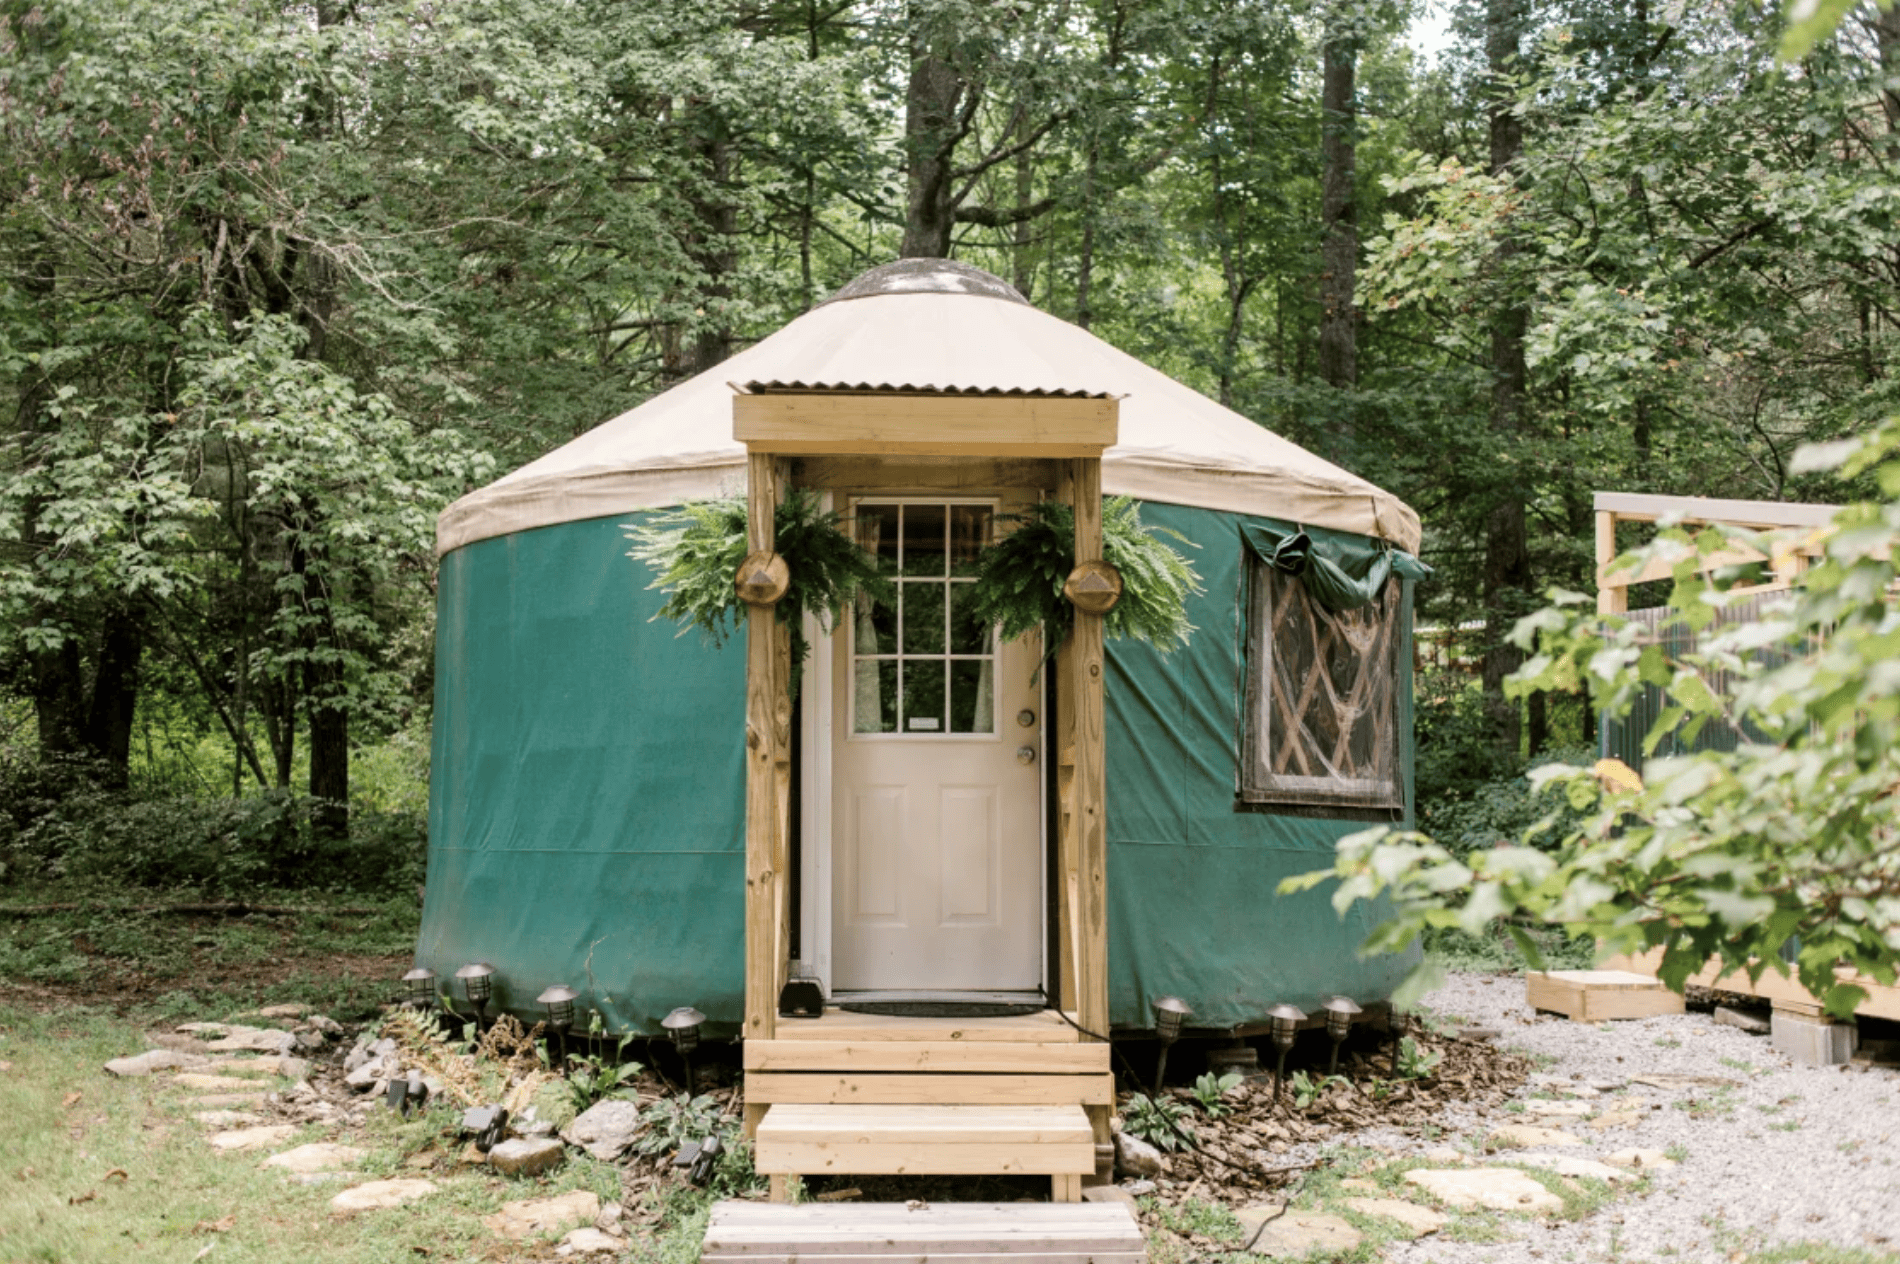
[1372,972,1900,1264]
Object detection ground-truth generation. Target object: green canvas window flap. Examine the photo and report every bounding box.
[1239,518,1430,610]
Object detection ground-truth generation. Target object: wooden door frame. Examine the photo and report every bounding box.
[735,391,1115,1046]
[796,492,1047,1000]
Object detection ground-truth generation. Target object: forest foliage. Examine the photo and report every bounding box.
[0,0,1894,890]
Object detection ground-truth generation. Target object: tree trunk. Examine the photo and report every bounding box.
[1481,0,1533,756]
[900,42,966,258]
[684,115,737,375]
[1076,142,1099,329]
[81,604,143,787]
[1317,19,1357,396]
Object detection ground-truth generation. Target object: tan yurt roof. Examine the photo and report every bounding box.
[438,260,1421,555]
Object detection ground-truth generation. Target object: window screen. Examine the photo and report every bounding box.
[1242,564,1402,810]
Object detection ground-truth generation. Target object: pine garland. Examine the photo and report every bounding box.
[625,492,893,693]
[962,497,1202,652]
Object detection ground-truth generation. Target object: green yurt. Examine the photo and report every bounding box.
[418,259,1426,1039]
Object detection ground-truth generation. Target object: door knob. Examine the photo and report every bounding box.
[1017,745,1037,765]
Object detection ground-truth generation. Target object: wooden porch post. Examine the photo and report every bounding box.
[745,453,786,1049]
[1069,458,1109,1039]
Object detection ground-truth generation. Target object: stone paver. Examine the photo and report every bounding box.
[488,1137,566,1178]
[1523,1099,1594,1118]
[1081,1185,1137,1204]
[104,1049,209,1077]
[205,1026,298,1054]
[1403,1167,1565,1214]
[187,1093,268,1109]
[331,1179,438,1212]
[1487,1123,1585,1149]
[263,1143,366,1174]
[208,1124,298,1152]
[1233,1207,1363,1257]
[1505,1152,1633,1184]
[485,1190,601,1240]
[1588,1107,1646,1131]
[175,1073,272,1093]
[195,1110,265,1128]
[1342,1197,1449,1237]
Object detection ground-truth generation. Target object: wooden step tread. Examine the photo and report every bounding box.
[754,1104,1096,1177]
[745,1072,1115,1107]
[703,1200,1146,1262]
[745,1039,1109,1074]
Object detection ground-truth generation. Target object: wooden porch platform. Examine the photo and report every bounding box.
[743,1008,1114,1200]
[702,1199,1148,1263]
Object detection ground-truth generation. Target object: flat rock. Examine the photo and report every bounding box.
[254,1003,309,1018]
[105,1049,210,1077]
[195,1110,264,1127]
[1338,1178,1380,1193]
[1506,1153,1633,1184]
[1488,1124,1584,1150]
[489,1137,566,1178]
[1343,1197,1449,1237]
[1232,1207,1363,1256]
[208,1124,298,1151]
[263,1143,366,1174]
[1420,1147,1466,1164]
[1605,1148,1678,1170]
[1113,1131,1164,1178]
[1523,1100,1594,1118]
[331,1178,437,1212]
[1403,1167,1564,1214]
[1588,1107,1645,1131]
[178,1022,229,1036]
[485,1190,601,1240]
[557,1227,623,1256]
[562,1098,645,1161]
[1629,1073,1738,1091]
[1081,1185,1137,1204]
[1562,1084,1604,1098]
[344,1056,400,1091]
[188,1093,267,1109]
[175,1073,271,1092]
[210,1059,286,1078]
[205,1026,298,1055]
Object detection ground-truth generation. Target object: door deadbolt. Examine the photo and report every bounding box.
[1016,745,1037,765]
[1017,709,1036,728]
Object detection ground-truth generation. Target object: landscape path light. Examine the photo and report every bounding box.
[1149,995,1191,1098]
[663,1005,707,1097]
[1323,996,1361,1075]
[455,962,496,1033]
[537,984,578,1072]
[1267,1003,1307,1108]
[401,966,437,1010]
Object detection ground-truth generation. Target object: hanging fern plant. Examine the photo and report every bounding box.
[962,497,1202,652]
[625,492,893,694]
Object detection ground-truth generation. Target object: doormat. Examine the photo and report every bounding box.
[839,1001,1043,1019]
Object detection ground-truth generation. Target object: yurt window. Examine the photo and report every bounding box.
[1242,567,1402,810]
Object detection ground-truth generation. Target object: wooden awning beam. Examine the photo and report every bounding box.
[734,392,1118,457]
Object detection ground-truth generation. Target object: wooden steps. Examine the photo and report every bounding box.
[702,1198,1147,1263]
[742,1009,1113,1200]
[754,1104,1096,1181]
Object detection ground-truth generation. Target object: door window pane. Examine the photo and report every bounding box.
[950,505,991,576]
[902,660,946,732]
[950,661,995,733]
[854,660,897,733]
[901,504,947,576]
[857,503,900,575]
[902,581,946,655]
[949,583,992,656]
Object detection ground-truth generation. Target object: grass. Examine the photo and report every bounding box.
[0,885,417,1020]
[0,1002,705,1263]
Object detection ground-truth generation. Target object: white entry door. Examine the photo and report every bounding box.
[831,499,1043,993]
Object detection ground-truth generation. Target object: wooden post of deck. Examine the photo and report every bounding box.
[1595,509,1625,616]
[1069,459,1109,1041]
[1068,458,1112,1182]
[745,452,786,1059]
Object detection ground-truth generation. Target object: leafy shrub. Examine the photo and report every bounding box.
[1120,1091,1196,1151]
[1189,1070,1242,1117]
[635,1093,728,1158]
[0,751,425,895]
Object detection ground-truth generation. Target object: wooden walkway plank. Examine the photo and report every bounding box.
[703,1199,1146,1262]
[744,1040,1109,1074]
